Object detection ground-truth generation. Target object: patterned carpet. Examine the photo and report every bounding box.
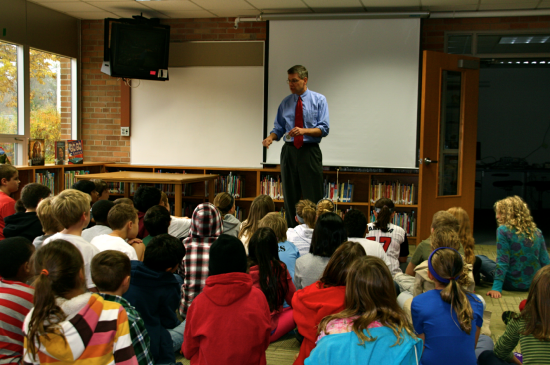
[176,244,526,364]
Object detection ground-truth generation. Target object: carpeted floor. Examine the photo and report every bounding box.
[176,244,527,364]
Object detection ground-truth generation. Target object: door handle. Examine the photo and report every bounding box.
[419,157,438,165]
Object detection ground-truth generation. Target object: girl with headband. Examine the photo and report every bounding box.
[23,240,138,365]
[213,192,241,238]
[411,247,489,365]
[480,196,549,299]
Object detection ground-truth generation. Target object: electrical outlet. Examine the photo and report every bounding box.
[121,127,130,136]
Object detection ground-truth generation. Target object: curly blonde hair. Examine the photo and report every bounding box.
[494,196,537,241]
[447,207,475,265]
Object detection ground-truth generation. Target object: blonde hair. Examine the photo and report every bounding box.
[447,207,475,265]
[296,199,316,228]
[494,196,537,241]
[51,189,91,228]
[431,210,459,232]
[36,197,63,233]
[160,191,169,208]
[214,192,234,219]
[430,249,475,334]
[114,197,134,207]
[316,199,335,218]
[259,212,287,243]
[238,195,275,241]
[318,257,415,346]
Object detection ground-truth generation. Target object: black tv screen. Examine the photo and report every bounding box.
[109,22,170,81]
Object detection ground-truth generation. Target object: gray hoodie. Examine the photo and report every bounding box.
[222,214,242,238]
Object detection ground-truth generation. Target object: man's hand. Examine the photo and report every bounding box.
[262,136,274,148]
[486,290,502,299]
[289,127,305,137]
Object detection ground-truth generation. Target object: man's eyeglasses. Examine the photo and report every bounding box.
[286,79,302,84]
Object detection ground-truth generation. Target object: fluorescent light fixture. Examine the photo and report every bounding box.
[499,35,550,44]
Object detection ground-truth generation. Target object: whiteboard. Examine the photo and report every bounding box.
[131,66,264,167]
[266,19,420,169]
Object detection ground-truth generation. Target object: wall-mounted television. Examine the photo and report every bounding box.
[101,18,170,81]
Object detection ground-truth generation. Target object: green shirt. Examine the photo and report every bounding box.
[410,238,464,266]
[142,235,152,247]
[494,317,550,364]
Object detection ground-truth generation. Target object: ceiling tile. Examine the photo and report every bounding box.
[87,2,168,17]
[480,0,536,3]
[37,1,103,11]
[304,0,363,8]
[65,10,118,18]
[365,6,421,11]
[422,0,477,5]
[111,9,170,17]
[313,7,366,12]
[124,0,202,11]
[246,0,309,10]
[163,10,217,17]
[191,0,255,10]
[539,0,550,7]
[29,0,86,3]
[362,0,420,5]
[210,9,262,16]
[478,1,538,9]
[423,4,478,11]
[261,7,313,12]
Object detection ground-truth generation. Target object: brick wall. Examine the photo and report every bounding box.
[422,16,550,52]
[59,58,72,140]
[80,18,266,163]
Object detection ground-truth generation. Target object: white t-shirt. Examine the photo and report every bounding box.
[168,216,191,239]
[43,233,100,290]
[90,234,138,261]
[366,222,408,276]
[348,237,393,270]
[82,225,113,243]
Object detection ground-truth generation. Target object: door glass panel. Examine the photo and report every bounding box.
[0,143,18,164]
[0,41,18,135]
[438,70,462,196]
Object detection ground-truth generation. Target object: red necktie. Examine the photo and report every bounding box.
[294,96,304,149]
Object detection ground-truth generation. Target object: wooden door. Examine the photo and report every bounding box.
[417,51,480,241]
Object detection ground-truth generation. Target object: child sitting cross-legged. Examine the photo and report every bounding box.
[159,191,191,240]
[0,237,35,365]
[33,197,63,250]
[91,203,145,261]
[124,234,186,365]
[306,256,423,365]
[143,205,171,247]
[82,200,115,243]
[4,183,51,242]
[0,164,20,240]
[183,234,271,365]
[23,239,138,365]
[92,250,154,365]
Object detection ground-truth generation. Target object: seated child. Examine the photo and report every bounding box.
[44,189,100,291]
[286,199,316,256]
[14,199,25,213]
[258,212,300,286]
[92,250,154,365]
[238,195,275,250]
[366,198,408,277]
[405,210,461,276]
[23,239,138,365]
[411,247,486,365]
[480,196,549,299]
[143,205,171,246]
[114,197,134,206]
[72,180,99,206]
[316,198,335,219]
[0,237,34,365]
[183,234,271,365]
[213,192,241,237]
[92,179,110,200]
[478,265,550,365]
[293,241,366,365]
[249,227,296,342]
[159,191,191,239]
[124,234,186,365]
[33,197,63,250]
[0,164,20,240]
[133,186,162,239]
[343,209,392,269]
[91,203,145,261]
[4,183,51,242]
[82,200,114,242]
[307,256,422,365]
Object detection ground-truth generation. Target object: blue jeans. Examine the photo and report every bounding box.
[476,255,529,292]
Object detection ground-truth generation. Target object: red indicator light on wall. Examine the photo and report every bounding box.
[150,71,156,75]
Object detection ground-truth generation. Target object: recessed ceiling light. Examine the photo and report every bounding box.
[500,35,550,44]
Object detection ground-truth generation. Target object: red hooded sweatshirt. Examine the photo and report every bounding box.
[291,282,346,365]
[183,272,271,365]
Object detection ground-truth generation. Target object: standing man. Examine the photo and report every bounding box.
[262,65,329,228]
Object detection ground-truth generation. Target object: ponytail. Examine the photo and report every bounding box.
[296,199,316,228]
[374,198,394,233]
[429,248,474,334]
[27,240,85,359]
[214,192,234,219]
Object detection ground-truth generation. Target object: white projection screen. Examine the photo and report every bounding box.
[266,19,421,169]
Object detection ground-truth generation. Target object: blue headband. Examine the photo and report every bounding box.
[296,214,305,224]
[428,247,462,284]
[375,206,393,214]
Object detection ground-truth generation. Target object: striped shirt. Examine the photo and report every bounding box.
[0,278,34,365]
[494,317,550,364]
[22,293,138,365]
[100,294,153,365]
[366,222,409,276]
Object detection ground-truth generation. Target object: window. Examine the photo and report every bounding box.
[0,40,76,165]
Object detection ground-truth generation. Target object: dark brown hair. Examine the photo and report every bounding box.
[319,241,366,287]
[521,265,550,341]
[374,198,394,233]
[91,250,131,292]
